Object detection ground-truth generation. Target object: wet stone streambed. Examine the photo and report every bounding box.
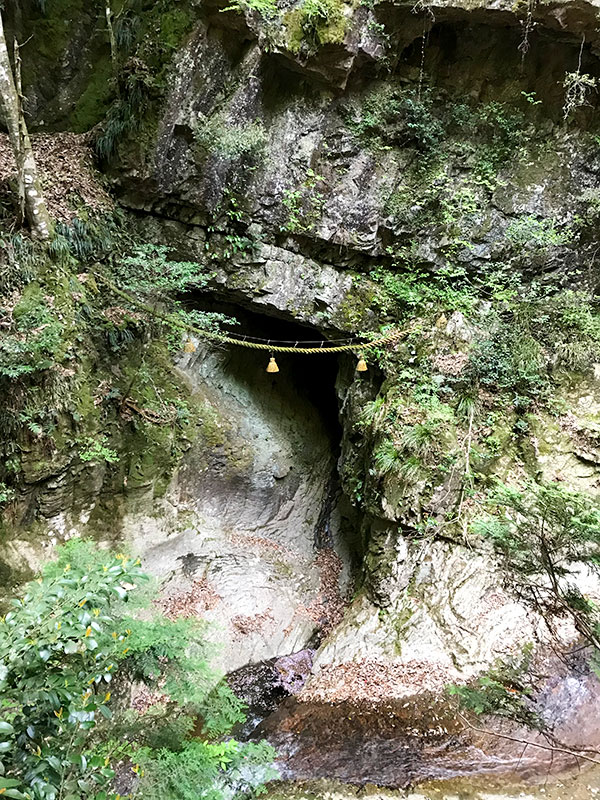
[228,656,600,796]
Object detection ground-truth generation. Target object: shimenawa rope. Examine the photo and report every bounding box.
[94,271,405,355]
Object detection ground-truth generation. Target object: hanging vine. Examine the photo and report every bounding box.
[563,36,597,121]
[411,0,435,101]
[517,0,537,66]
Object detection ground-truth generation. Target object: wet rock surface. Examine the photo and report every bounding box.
[227,649,315,737]
[253,667,600,789]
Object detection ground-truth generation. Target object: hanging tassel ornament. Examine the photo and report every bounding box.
[266,356,279,373]
[183,338,197,353]
[356,356,368,372]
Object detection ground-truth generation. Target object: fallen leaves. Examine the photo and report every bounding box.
[0,132,112,223]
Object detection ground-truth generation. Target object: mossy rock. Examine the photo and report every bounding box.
[283,0,350,55]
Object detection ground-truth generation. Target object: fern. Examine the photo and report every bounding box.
[374,438,401,476]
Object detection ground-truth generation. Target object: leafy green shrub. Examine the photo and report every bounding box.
[78,435,120,464]
[0,286,64,379]
[355,86,445,152]
[505,215,573,250]
[473,101,525,161]
[108,244,237,350]
[467,290,600,398]
[474,482,600,581]
[0,540,276,800]
[0,482,16,507]
[114,244,209,295]
[370,265,475,316]
[467,327,546,401]
[448,646,540,727]
[194,119,267,163]
[137,739,276,799]
[473,481,600,656]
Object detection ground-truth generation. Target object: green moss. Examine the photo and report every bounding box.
[137,4,196,80]
[283,10,305,54]
[12,283,44,322]
[28,0,85,62]
[333,277,378,332]
[70,55,115,132]
[158,8,195,52]
[392,604,414,640]
[283,0,348,54]
[125,422,176,493]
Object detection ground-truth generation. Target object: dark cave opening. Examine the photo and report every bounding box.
[181,295,347,445]
[397,19,600,120]
[179,293,370,569]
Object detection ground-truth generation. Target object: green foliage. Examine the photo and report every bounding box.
[223,0,277,17]
[0,285,64,379]
[370,265,475,317]
[136,739,277,799]
[370,388,454,489]
[354,87,444,153]
[281,169,326,234]
[298,0,345,45]
[467,326,546,402]
[536,290,600,370]
[50,215,124,265]
[78,436,120,465]
[114,244,210,296]
[194,119,267,163]
[448,645,540,727]
[95,2,196,156]
[521,91,542,106]
[0,236,37,294]
[114,12,141,51]
[109,244,237,350]
[473,481,600,657]
[0,542,149,799]
[373,438,401,476]
[474,482,600,579]
[472,101,526,162]
[505,215,573,250]
[0,483,16,507]
[285,0,347,52]
[354,87,526,165]
[464,290,600,406]
[95,67,153,161]
[0,540,276,800]
[563,71,597,120]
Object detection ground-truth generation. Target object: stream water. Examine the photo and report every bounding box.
[237,666,600,796]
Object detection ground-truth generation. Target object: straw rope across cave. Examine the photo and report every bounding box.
[95,270,405,371]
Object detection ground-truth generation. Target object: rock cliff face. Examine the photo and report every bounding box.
[3,0,600,792]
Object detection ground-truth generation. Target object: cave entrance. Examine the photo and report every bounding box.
[183,298,343,446]
[176,296,363,575]
[146,295,365,674]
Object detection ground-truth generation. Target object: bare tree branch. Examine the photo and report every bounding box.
[459,713,600,767]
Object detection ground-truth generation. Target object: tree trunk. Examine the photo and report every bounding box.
[0,12,53,239]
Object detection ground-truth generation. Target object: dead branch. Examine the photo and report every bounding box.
[458,713,600,766]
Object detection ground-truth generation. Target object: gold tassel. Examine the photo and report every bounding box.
[266,356,279,373]
[356,356,368,372]
[183,338,196,353]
